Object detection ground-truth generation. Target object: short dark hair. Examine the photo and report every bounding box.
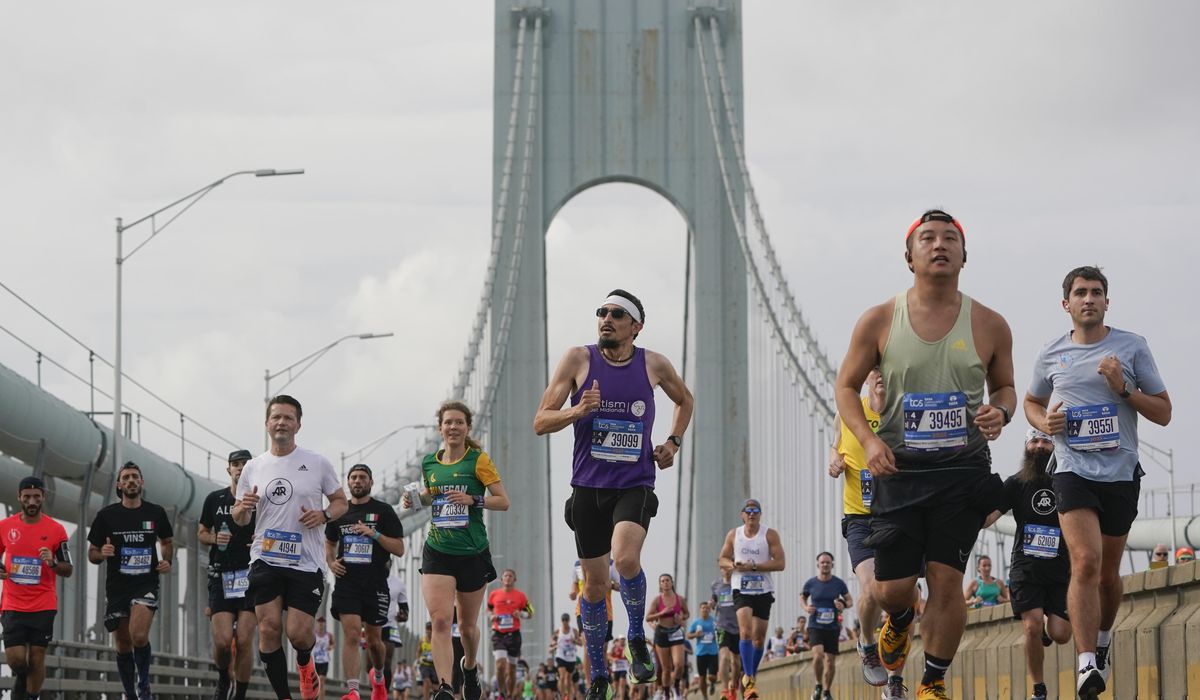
[118,461,143,478]
[816,551,834,562]
[607,289,645,324]
[266,394,303,421]
[1062,265,1108,300]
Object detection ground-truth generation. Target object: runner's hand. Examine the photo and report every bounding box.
[805,604,815,615]
[299,505,326,528]
[982,510,1002,528]
[330,558,347,577]
[834,600,844,612]
[401,492,413,509]
[974,404,1005,441]
[444,491,474,506]
[101,537,116,558]
[653,443,677,469]
[38,547,54,565]
[0,564,7,580]
[1043,401,1066,436]
[864,437,897,477]
[240,485,260,510]
[216,529,232,546]
[827,449,846,478]
[350,522,376,537]
[577,380,601,416]
[1097,355,1125,393]
[156,559,172,574]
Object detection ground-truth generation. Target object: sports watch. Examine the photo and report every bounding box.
[667,435,683,448]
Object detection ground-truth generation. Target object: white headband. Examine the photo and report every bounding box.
[602,295,642,323]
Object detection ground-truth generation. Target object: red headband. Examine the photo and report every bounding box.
[906,213,965,240]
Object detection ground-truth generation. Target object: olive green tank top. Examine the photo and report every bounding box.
[877,292,989,471]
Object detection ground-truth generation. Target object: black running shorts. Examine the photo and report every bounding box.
[564,486,659,560]
[419,544,497,593]
[696,654,719,677]
[491,629,523,659]
[841,515,875,573]
[1008,567,1069,621]
[732,591,773,621]
[1,610,56,647]
[331,581,391,626]
[247,560,324,616]
[806,627,840,655]
[104,578,160,632]
[1053,470,1140,538]
[207,573,255,615]
[716,628,740,653]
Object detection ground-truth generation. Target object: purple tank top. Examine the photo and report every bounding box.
[571,345,657,489]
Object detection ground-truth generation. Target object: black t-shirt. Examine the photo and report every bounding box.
[199,487,255,575]
[1001,475,1070,581]
[325,498,404,585]
[87,500,174,594]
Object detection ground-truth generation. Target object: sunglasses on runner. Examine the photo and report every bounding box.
[743,507,761,515]
[596,307,630,320]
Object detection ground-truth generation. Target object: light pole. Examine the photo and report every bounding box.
[114,168,304,476]
[263,332,395,449]
[340,423,435,480]
[1140,440,1177,553]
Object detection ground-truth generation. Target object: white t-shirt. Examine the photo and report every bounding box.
[385,574,408,621]
[237,446,340,573]
[765,635,787,660]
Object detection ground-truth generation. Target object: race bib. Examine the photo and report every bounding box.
[903,392,968,451]
[1022,524,1061,559]
[590,418,644,463]
[667,627,685,642]
[815,608,836,626]
[432,496,469,529]
[387,626,402,644]
[497,614,515,631]
[560,639,575,656]
[613,659,629,672]
[9,556,42,585]
[222,568,250,599]
[1067,404,1120,451]
[740,574,765,592]
[342,534,373,564]
[717,589,733,607]
[120,547,152,575]
[860,469,874,508]
[701,632,715,644]
[261,529,302,566]
[421,649,433,663]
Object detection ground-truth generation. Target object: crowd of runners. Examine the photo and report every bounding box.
[0,210,1172,700]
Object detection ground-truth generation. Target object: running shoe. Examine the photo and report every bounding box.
[341,690,361,700]
[1030,680,1048,700]
[371,670,389,700]
[585,677,613,700]
[877,616,912,673]
[915,679,949,699]
[433,683,455,700]
[137,683,153,700]
[462,659,482,700]
[1077,665,1104,699]
[810,686,822,700]
[625,638,657,684]
[741,675,757,700]
[823,692,832,700]
[214,681,232,700]
[298,659,320,700]
[882,676,907,699]
[859,642,889,687]
[1095,644,1111,683]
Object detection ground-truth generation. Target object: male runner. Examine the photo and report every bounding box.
[488,568,533,700]
[828,367,909,696]
[0,476,72,700]
[717,498,785,700]
[88,462,175,700]
[709,569,740,700]
[801,552,852,700]
[686,602,719,700]
[835,210,1014,700]
[1000,429,1072,700]
[233,395,349,700]
[1024,266,1171,698]
[570,558,619,683]
[535,289,695,700]
[382,567,410,686]
[199,448,258,700]
[326,463,406,700]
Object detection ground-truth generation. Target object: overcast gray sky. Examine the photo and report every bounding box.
[2,1,1197,624]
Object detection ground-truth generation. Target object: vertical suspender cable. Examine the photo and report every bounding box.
[680,227,695,598]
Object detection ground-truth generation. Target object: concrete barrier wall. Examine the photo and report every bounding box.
[754,560,1200,699]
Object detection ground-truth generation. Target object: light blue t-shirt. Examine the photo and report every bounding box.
[1029,327,1165,482]
[689,618,718,656]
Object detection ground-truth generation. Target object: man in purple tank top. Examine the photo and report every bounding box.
[535,289,694,700]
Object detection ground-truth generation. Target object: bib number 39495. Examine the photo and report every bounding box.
[903,392,968,451]
[590,418,644,463]
[1067,404,1120,451]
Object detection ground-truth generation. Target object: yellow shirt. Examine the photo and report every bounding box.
[839,396,881,516]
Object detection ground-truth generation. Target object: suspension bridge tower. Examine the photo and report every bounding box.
[488,0,750,647]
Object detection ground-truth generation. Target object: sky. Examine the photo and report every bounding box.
[2,1,1198,634]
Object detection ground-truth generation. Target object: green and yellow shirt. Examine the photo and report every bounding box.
[422,447,501,556]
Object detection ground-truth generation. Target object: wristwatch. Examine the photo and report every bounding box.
[1119,380,1133,399]
[322,509,332,523]
[998,405,1011,425]
[667,435,683,448]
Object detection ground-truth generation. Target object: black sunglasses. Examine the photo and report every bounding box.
[743,507,761,515]
[596,307,630,320]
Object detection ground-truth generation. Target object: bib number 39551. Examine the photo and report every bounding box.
[591,418,644,463]
[903,392,968,451]
[1067,404,1120,451]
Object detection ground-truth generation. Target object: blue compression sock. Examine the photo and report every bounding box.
[620,570,647,641]
[581,597,611,681]
[739,640,755,678]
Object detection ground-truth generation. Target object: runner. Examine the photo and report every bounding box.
[716,498,785,700]
[835,210,1014,700]
[327,463,406,700]
[647,574,689,700]
[0,476,72,700]
[610,637,629,700]
[801,552,852,700]
[552,613,583,700]
[999,429,1072,700]
[570,559,619,684]
[709,569,741,700]
[198,448,258,700]
[417,623,437,700]
[535,289,695,700]
[313,618,334,699]
[392,659,413,700]
[87,461,175,700]
[963,555,1008,608]
[232,394,350,700]
[687,602,719,700]
[382,567,411,691]
[403,400,510,700]
[488,569,533,700]
[1024,265,1171,698]
[827,366,901,693]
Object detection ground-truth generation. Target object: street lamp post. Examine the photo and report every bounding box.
[263,332,395,449]
[340,423,435,480]
[1141,440,1177,553]
[114,168,304,476]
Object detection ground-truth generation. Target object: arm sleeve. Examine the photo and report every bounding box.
[1133,337,1167,395]
[475,452,502,487]
[1027,346,1053,399]
[156,506,175,539]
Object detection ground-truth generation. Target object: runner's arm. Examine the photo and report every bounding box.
[717,529,736,571]
[324,487,350,522]
[757,528,786,572]
[1125,388,1172,426]
[648,351,695,443]
[158,537,174,568]
[835,305,887,449]
[997,580,1010,604]
[197,522,217,547]
[483,480,510,511]
[978,309,1017,434]
[533,347,588,435]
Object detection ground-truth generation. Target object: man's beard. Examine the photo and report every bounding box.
[350,486,371,499]
[22,504,40,518]
[598,337,619,350]
[1018,448,1053,483]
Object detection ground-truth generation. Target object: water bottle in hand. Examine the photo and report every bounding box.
[218,522,231,552]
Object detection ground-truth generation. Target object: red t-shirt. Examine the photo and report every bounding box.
[0,514,70,612]
[487,587,529,632]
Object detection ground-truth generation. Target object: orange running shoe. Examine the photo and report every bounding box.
[298,658,319,700]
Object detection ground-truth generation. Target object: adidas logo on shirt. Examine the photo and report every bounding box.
[298,464,308,471]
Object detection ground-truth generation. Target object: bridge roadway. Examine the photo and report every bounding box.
[753,561,1200,699]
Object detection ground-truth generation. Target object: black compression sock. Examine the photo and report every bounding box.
[921,653,951,685]
[234,680,250,700]
[294,645,313,666]
[133,644,152,688]
[260,648,292,700]
[891,607,915,632]
[116,652,138,698]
